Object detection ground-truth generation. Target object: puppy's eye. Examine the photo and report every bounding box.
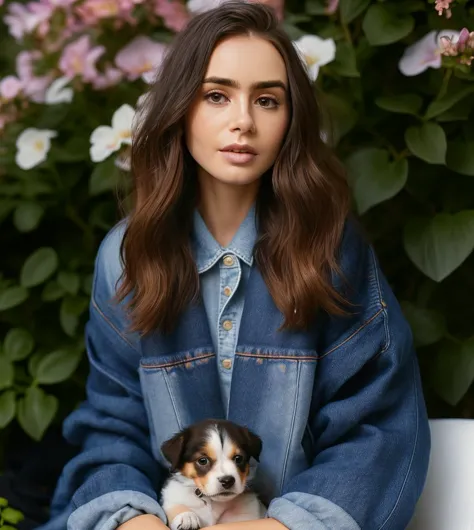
[233,455,244,464]
[197,457,209,466]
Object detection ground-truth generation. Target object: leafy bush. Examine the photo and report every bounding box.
[0,0,473,457]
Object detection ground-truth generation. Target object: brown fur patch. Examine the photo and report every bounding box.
[182,462,197,478]
[228,443,249,485]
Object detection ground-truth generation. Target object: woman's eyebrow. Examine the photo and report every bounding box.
[203,76,287,91]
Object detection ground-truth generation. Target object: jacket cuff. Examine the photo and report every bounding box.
[267,492,361,530]
[67,490,167,530]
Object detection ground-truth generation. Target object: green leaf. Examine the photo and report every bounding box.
[332,41,359,77]
[17,386,58,441]
[430,339,474,406]
[54,136,89,162]
[28,352,44,379]
[89,157,121,196]
[41,281,66,302]
[4,328,34,361]
[340,0,371,23]
[82,274,94,296]
[405,122,447,164]
[1,506,24,525]
[362,5,414,46]
[446,141,474,176]
[401,301,446,347]
[0,357,14,390]
[13,202,44,233]
[345,148,408,214]
[0,497,8,507]
[0,200,15,224]
[305,0,328,15]
[376,94,423,116]
[57,271,80,295]
[0,286,29,311]
[20,248,59,288]
[425,85,474,120]
[323,93,358,145]
[35,349,82,385]
[0,391,16,429]
[60,296,89,337]
[404,211,474,281]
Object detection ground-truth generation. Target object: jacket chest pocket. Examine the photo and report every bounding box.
[139,349,225,467]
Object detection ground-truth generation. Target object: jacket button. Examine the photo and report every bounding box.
[223,286,232,296]
[222,359,232,369]
[223,255,234,266]
[222,320,233,331]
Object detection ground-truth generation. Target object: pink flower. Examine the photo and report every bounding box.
[325,0,339,15]
[115,36,167,83]
[435,0,453,18]
[59,35,105,82]
[0,76,23,100]
[398,30,459,76]
[76,0,124,24]
[92,66,123,89]
[16,51,52,102]
[457,27,470,52]
[154,0,190,32]
[4,2,52,40]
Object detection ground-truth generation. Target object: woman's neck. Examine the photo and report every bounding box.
[197,173,259,247]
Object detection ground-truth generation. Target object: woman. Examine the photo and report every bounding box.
[40,2,430,530]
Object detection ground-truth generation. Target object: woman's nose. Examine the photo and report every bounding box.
[230,102,255,133]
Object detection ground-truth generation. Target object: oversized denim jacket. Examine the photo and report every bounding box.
[39,217,430,530]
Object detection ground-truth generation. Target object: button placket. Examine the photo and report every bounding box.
[217,254,241,376]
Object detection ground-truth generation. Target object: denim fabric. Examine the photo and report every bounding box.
[39,216,431,530]
[192,205,257,412]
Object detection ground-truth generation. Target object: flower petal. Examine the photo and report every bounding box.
[16,146,46,170]
[399,31,441,77]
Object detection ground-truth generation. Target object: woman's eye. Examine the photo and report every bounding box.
[258,97,278,109]
[233,455,244,464]
[198,457,209,466]
[206,92,227,104]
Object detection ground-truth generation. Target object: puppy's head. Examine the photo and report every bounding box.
[161,419,262,502]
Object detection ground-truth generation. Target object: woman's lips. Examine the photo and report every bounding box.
[219,150,257,164]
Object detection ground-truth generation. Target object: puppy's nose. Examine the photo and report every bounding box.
[218,475,235,489]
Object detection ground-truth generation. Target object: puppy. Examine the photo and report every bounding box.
[160,419,266,530]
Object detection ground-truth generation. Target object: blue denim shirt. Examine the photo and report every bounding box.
[192,205,257,413]
[38,216,431,530]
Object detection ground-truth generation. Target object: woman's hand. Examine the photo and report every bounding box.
[117,514,170,529]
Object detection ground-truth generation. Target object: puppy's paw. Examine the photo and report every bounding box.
[170,511,201,530]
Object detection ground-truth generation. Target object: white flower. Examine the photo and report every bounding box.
[293,35,336,81]
[90,104,135,163]
[45,76,73,104]
[15,128,57,170]
[187,0,228,14]
[398,29,460,76]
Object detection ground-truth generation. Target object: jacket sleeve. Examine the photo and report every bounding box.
[38,225,168,530]
[266,219,431,530]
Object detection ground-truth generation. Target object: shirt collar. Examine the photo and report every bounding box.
[192,203,258,274]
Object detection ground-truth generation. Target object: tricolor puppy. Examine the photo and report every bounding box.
[160,419,266,530]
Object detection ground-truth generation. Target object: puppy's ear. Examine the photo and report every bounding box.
[161,432,186,470]
[243,428,262,462]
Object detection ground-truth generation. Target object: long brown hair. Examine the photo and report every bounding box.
[116,1,351,335]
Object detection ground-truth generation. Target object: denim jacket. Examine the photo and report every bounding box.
[39,217,430,530]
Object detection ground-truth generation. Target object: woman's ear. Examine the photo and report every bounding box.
[161,432,186,470]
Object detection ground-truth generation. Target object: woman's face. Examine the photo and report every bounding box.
[185,35,290,188]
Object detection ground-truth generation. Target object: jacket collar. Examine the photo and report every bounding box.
[192,203,257,273]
